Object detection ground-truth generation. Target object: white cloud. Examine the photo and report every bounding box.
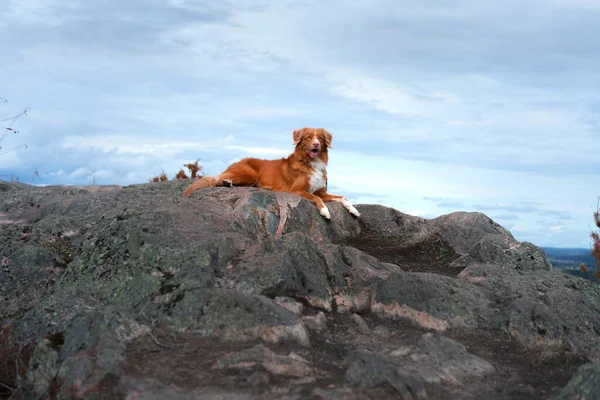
[327,72,462,119]
[1,0,599,248]
[60,135,236,155]
[70,167,90,178]
[47,169,65,177]
[0,150,24,171]
[5,0,66,26]
[224,146,289,156]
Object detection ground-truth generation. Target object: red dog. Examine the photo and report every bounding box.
[183,127,360,219]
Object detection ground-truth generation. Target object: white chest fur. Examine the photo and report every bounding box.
[308,159,327,193]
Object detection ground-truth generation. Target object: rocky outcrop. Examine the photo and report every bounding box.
[1,180,599,399]
[553,361,600,400]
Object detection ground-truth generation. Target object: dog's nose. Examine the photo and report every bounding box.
[312,140,320,148]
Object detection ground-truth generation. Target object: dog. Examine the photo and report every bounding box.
[183,127,360,219]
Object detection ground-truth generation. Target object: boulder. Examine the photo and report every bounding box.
[553,361,600,400]
[0,179,596,399]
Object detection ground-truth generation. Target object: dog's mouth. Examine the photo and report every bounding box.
[309,148,320,158]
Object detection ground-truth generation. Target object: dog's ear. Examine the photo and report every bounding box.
[293,129,303,146]
[324,130,333,148]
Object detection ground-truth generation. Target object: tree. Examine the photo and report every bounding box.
[0,97,29,156]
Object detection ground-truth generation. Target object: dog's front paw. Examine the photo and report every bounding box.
[340,198,360,217]
[222,178,233,187]
[348,205,360,217]
[319,206,331,220]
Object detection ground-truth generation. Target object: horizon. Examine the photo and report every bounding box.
[1,0,599,248]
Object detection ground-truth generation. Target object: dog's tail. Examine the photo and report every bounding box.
[183,176,218,197]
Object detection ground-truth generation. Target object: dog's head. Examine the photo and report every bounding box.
[292,127,332,160]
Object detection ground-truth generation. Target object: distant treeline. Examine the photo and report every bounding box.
[541,247,596,269]
[565,268,600,282]
[541,247,598,282]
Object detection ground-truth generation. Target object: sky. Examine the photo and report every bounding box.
[1,0,599,248]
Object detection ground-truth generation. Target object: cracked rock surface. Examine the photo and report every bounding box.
[1,180,598,399]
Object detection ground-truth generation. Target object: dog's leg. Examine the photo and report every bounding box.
[216,162,259,187]
[316,191,360,217]
[184,160,259,197]
[294,191,331,219]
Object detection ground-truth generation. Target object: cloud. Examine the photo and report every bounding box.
[60,134,237,156]
[423,197,471,210]
[1,0,599,247]
[4,0,66,26]
[223,146,289,157]
[487,213,521,222]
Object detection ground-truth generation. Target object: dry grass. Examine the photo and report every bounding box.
[579,198,600,281]
[150,160,204,183]
[592,198,600,274]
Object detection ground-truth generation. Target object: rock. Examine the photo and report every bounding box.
[553,362,600,400]
[0,180,597,399]
[409,333,495,384]
[165,290,311,346]
[302,312,328,333]
[458,263,600,358]
[118,376,192,400]
[312,387,371,399]
[274,297,304,315]
[389,346,412,357]
[213,344,313,378]
[343,350,427,400]
[450,234,552,272]
[373,272,492,329]
[229,232,332,309]
[0,180,31,191]
[25,338,60,396]
[426,211,513,255]
[247,371,271,387]
[1,244,61,320]
[353,204,426,239]
[23,311,151,399]
[318,243,399,313]
[350,314,370,334]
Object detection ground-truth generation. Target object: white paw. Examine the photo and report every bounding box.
[320,206,331,219]
[340,197,360,217]
[222,178,233,187]
[348,205,360,217]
